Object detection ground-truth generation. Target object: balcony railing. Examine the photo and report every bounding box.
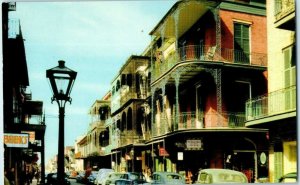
[274,0,295,21]
[120,86,136,105]
[152,111,246,137]
[111,130,144,148]
[246,85,296,121]
[152,45,267,82]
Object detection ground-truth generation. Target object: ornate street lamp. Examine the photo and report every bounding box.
[46,60,77,184]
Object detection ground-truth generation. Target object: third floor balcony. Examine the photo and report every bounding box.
[151,44,267,82]
[274,0,295,30]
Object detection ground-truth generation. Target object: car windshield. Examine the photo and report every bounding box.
[216,173,245,183]
[129,173,144,180]
[166,174,182,180]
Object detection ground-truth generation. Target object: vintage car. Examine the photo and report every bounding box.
[147,172,185,184]
[46,172,71,185]
[115,172,147,185]
[104,172,125,185]
[195,168,248,184]
[94,168,114,185]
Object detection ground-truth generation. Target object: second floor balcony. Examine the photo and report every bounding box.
[152,111,246,137]
[111,130,145,148]
[152,45,267,82]
[245,85,296,122]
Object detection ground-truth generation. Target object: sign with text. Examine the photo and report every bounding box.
[186,139,203,150]
[4,133,29,148]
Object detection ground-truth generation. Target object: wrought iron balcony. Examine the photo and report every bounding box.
[274,0,295,22]
[246,85,296,121]
[152,45,267,82]
[152,111,246,137]
[111,130,144,148]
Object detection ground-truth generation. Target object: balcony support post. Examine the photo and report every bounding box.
[205,68,222,126]
[173,71,180,131]
[209,5,221,57]
[151,88,155,137]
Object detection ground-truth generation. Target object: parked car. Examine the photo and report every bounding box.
[76,171,86,183]
[279,172,297,183]
[147,172,185,184]
[104,172,125,185]
[195,169,248,184]
[115,172,147,185]
[46,172,71,185]
[94,168,114,185]
[68,170,79,179]
[87,170,99,184]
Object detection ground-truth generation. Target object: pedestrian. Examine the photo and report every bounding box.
[6,168,15,185]
[35,169,40,184]
[186,169,193,184]
[24,165,31,185]
[4,168,11,185]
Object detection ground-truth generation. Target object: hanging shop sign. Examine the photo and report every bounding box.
[186,139,203,150]
[159,147,169,156]
[4,133,29,148]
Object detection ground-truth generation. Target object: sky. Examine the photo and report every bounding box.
[8,0,177,165]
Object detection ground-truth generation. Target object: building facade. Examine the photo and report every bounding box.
[3,2,46,184]
[109,55,151,172]
[146,0,269,182]
[245,0,296,182]
[72,0,297,183]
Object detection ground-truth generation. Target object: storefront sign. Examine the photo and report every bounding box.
[159,147,169,156]
[4,133,29,148]
[186,139,203,150]
[21,131,35,143]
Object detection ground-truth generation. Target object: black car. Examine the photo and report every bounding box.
[46,173,71,185]
[76,171,86,183]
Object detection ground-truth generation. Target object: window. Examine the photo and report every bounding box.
[283,45,296,110]
[127,74,132,87]
[234,23,250,64]
[116,80,121,91]
[127,108,133,130]
[121,74,126,86]
[284,45,296,87]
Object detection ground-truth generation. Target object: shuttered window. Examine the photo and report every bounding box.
[234,23,250,64]
[283,45,296,110]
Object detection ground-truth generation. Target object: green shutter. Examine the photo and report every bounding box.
[234,23,250,64]
[274,152,283,182]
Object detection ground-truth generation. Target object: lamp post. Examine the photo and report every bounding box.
[46,60,77,184]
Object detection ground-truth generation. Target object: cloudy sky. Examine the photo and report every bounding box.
[8,0,176,164]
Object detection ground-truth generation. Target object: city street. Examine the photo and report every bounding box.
[3,1,297,184]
